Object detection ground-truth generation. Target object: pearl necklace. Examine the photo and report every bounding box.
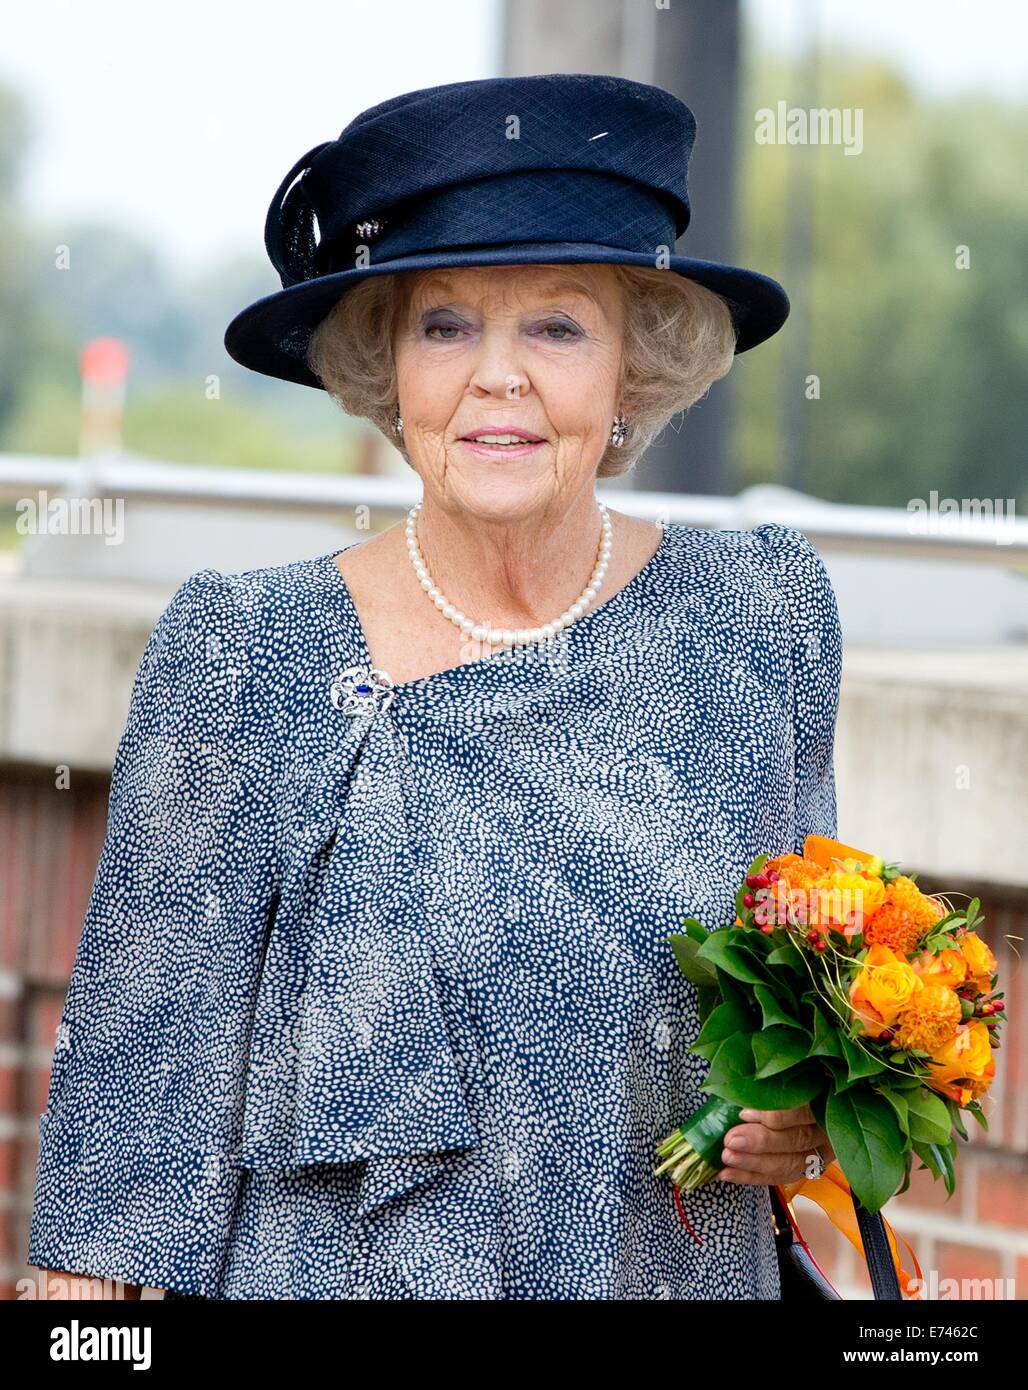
[405,501,612,647]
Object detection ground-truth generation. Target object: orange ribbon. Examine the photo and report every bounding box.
[776,1161,924,1298]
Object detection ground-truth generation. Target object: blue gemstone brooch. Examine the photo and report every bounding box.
[330,664,396,716]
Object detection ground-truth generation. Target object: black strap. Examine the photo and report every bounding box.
[772,1185,904,1300]
[853,1194,903,1299]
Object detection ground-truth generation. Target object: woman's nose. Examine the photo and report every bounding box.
[467,327,530,399]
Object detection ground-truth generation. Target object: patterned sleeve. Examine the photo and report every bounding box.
[26,568,285,1297]
[752,522,843,855]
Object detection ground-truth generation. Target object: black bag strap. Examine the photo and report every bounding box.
[771,1185,904,1300]
[770,1185,841,1299]
[852,1194,903,1299]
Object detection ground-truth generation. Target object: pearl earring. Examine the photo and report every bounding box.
[610,414,629,448]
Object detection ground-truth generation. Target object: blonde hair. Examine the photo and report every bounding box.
[306,262,737,478]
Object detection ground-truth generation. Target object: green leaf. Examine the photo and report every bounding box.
[692,997,753,1062]
[717,972,753,1013]
[753,983,804,1031]
[682,917,710,944]
[966,1100,989,1133]
[824,1087,906,1212]
[669,932,718,987]
[695,931,770,985]
[930,1140,956,1197]
[823,1057,849,1090]
[695,982,722,1029]
[838,1029,888,1085]
[895,1151,914,1197]
[947,1098,968,1142]
[734,882,751,924]
[906,1088,953,1145]
[704,1033,823,1109]
[809,1006,844,1060]
[912,1139,943,1181]
[809,1091,827,1132]
[766,942,807,973]
[752,1025,812,1077]
[881,1087,911,1139]
[911,1141,958,1201]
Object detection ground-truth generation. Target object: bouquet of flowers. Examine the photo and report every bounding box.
[654,835,1004,1282]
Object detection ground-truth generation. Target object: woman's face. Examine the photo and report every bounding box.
[391,264,625,527]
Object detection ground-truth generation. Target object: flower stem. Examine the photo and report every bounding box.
[654,1094,743,1192]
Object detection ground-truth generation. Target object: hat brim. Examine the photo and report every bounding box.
[224,242,789,389]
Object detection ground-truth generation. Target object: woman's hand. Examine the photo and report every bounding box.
[717,1104,835,1185]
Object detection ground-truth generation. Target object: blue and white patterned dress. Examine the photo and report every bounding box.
[26,519,841,1300]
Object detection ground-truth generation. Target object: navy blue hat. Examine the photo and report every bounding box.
[224,74,789,388]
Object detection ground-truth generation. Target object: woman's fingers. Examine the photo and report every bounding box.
[722,1120,823,1157]
[717,1105,832,1182]
[717,1146,821,1182]
[717,1164,790,1184]
[717,1148,813,1182]
[738,1104,815,1129]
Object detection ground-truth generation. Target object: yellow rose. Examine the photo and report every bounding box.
[925,1020,995,1105]
[811,871,886,935]
[849,943,923,1039]
[959,932,997,993]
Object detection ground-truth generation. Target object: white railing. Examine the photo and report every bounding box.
[1,452,1024,564]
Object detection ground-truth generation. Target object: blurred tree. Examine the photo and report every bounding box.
[737,49,1028,511]
[0,86,37,438]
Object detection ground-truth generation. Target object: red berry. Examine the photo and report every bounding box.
[743,892,755,908]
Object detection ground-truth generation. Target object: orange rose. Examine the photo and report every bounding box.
[959,932,997,994]
[911,947,967,991]
[925,1020,995,1105]
[849,943,923,1039]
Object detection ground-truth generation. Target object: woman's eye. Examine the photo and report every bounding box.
[422,319,581,341]
[537,321,581,341]
[424,322,464,340]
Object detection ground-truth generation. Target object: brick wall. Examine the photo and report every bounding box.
[3,764,111,1300]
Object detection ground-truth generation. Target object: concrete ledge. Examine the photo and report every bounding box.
[1,581,1024,886]
[0,578,172,771]
[836,649,1026,887]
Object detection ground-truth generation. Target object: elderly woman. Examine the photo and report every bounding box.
[27,75,841,1300]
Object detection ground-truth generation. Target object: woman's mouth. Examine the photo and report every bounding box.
[458,431,547,459]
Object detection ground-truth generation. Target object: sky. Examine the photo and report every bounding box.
[1,0,1025,279]
[749,0,1028,98]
